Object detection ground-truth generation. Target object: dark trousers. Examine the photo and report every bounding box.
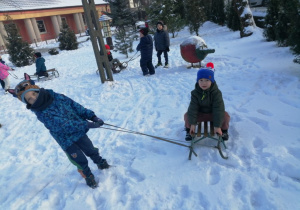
[65,135,102,178]
[0,79,4,89]
[140,59,155,75]
[184,112,230,130]
[157,50,168,65]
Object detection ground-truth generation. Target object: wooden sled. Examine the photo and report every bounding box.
[188,121,228,160]
[30,68,59,81]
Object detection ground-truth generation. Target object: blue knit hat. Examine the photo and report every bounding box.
[196,68,215,83]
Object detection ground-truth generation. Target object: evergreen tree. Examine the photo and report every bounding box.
[184,0,206,36]
[58,21,78,50]
[211,0,226,25]
[226,0,240,31]
[233,0,256,37]
[4,15,35,67]
[263,0,280,41]
[106,0,136,57]
[147,0,185,38]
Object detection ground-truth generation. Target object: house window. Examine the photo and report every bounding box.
[36,20,46,33]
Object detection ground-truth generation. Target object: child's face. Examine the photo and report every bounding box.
[157,24,163,30]
[139,32,144,37]
[198,79,212,90]
[106,49,110,53]
[24,91,39,105]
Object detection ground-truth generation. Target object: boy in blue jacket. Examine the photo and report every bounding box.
[136,27,155,76]
[9,74,109,188]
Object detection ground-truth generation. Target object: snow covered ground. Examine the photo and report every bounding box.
[0,22,299,210]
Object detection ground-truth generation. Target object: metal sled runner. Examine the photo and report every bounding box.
[30,68,59,81]
[189,121,228,160]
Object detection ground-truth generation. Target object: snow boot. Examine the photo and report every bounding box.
[85,174,97,189]
[97,159,110,170]
[185,128,193,141]
[221,130,229,141]
[155,62,162,68]
[164,63,169,68]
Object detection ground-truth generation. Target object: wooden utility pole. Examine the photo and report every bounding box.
[82,0,113,83]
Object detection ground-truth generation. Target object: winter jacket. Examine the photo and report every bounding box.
[187,82,225,127]
[136,34,153,61]
[107,52,113,62]
[154,29,170,51]
[0,62,11,80]
[35,57,47,74]
[32,89,95,151]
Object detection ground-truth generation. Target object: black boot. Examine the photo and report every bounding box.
[85,174,97,189]
[221,130,229,141]
[185,128,193,141]
[97,159,110,170]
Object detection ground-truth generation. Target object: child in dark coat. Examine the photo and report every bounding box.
[184,63,230,141]
[136,27,155,76]
[154,21,170,68]
[34,52,48,77]
[9,74,109,188]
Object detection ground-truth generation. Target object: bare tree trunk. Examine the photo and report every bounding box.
[234,0,256,38]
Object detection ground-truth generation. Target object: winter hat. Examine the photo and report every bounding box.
[206,62,214,69]
[139,27,149,36]
[156,21,164,27]
[15,80,40,103]
[105,44,110,50]
[196,68,215,83]
[34,52,42,58]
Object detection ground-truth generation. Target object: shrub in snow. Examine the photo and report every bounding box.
[48,48,59,55]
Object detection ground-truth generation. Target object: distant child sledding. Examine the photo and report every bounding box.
[184,62,230,141]
[105,44,126,74]
[8,73,109,189]
[30,52,59,81]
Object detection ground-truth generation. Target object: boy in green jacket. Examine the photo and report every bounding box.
[184,63,230,141]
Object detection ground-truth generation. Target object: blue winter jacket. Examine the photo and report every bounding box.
[36,57,47,74]
[136,34,153,61]
[31,90,95,150]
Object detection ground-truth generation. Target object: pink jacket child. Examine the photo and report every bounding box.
[0,62,13,93]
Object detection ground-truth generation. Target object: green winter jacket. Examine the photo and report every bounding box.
[187,82,225,127]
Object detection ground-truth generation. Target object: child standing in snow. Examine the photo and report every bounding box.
[105,44,125,74]
[34,52,48,77]
[154,21,170,68]
[9,74,109,188]
[136,27,155,76]
[0,60,14,93]
[184,62,230,141]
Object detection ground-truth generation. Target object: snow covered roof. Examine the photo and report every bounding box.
[99,14,112,21]
[0,0,108,12]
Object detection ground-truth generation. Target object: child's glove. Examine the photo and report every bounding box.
[91,116,104,126]
[166,47,170,52]
[87,121,102,129]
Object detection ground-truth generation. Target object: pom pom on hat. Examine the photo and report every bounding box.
[139,27,149,36]
[206,62,214,69]
[105,45,110,50]
[196,68,215,83]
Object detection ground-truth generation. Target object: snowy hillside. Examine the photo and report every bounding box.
[0,22,299,210]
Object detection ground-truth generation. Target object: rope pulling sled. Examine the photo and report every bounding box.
[101,123,228,160]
